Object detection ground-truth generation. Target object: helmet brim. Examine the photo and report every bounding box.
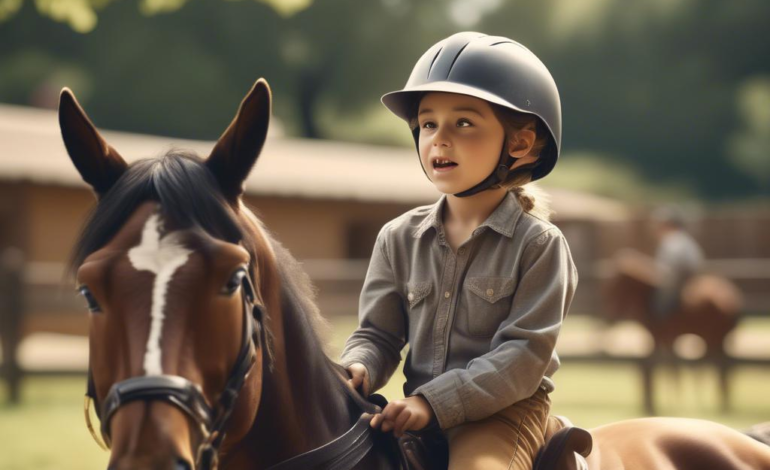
[381,81,534,124]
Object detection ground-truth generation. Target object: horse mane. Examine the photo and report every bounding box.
[67,149,334,359]
[239,204,335,359]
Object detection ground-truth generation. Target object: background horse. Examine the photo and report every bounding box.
[602,248,743,413]
[61,80,770,470]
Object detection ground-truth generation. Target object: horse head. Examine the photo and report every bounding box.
[61,80,280,469]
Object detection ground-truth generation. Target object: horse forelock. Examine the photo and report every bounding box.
[68,149,242,279]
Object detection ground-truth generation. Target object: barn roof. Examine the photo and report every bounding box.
[0,103,631,221]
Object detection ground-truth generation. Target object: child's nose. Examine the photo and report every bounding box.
[432,128,452,147]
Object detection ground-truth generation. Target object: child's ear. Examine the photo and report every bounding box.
[507,124,537,159]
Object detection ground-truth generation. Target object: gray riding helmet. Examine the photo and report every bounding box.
[381,32,562,192]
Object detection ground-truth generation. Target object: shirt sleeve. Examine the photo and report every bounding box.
[411,228,578,429]
[339,224,406,393]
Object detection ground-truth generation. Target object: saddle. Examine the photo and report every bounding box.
[264,382,592,470]
[533,416,592,470]
[394,412,592,470]
[287,370,591,470]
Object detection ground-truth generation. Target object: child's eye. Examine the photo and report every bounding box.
[457,119,472,127]
[421,121,436,129]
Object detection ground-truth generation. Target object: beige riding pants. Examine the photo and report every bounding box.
[443,387,560,470]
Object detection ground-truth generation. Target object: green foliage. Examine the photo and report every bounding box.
[0,0,23,21]
[0,0,768,200]
[727,76,770,189]
[0,0,312,31]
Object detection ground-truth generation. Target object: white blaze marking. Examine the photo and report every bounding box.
[128,213,192,376]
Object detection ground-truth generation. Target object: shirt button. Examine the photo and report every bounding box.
[458,248,465,255]
[407,292,414,302]
[486,288,494,297]
[444,291,451,299]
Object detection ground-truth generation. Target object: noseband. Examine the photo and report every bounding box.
[84,272,269,470]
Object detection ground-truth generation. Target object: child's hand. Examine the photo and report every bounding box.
[345,363,371,396]
[369,395,436,438]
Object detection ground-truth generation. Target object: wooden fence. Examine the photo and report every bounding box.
[2,255,768,410]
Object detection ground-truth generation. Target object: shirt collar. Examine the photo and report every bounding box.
[412,196,445,239]
[412,191,523,239]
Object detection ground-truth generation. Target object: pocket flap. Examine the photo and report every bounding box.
[405,281,432,308]
[465,276,516,304]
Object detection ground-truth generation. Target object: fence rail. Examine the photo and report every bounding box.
[2,256,769,405]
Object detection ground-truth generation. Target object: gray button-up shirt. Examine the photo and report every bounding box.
[339,191,578,430]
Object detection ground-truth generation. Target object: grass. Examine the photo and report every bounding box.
[0,377,109,470]
[1,316,768,469]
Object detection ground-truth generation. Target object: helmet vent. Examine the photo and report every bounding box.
[427,47,443,78]
[446,43,470,78]
[490,41,514,47]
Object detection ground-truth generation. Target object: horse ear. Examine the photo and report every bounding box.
[206,79,271,204]
[58,88,128,198]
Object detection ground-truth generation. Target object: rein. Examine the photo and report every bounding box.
[263,383,386,470]
[84,273,270,470]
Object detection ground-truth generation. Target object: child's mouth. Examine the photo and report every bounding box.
[433,159,458,172]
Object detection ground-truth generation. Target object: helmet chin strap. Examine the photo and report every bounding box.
[453,144,515,198]
[412,127,515,198]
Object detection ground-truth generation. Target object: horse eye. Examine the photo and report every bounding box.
[222,269,246,296]
[78,286,102,313]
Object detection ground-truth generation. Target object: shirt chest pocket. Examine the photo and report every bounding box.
[405,281,433,309]
[404,281,433,340]
[461,276,517,337]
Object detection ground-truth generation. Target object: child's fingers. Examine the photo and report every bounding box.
[381,402,405,423]
[403,414,420,435]
[380,404,398,433]
[394,414,421,439]
[381,417,395,433]
[373,402,406,433]
[392,409,412,436]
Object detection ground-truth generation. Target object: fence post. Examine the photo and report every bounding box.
[0,247,24,404]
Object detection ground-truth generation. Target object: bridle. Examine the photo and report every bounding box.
[83,266,383,470]
[84,271,270,470]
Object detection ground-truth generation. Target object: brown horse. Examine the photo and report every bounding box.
[583,417,770,469]
[63,80,398,470]
[602,248,743,413]
[61,80,770,470]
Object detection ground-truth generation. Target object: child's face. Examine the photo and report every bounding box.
[416,92,506,195]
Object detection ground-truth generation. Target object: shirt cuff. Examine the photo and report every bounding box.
[411,371,465,430]
[339,352,381,393]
